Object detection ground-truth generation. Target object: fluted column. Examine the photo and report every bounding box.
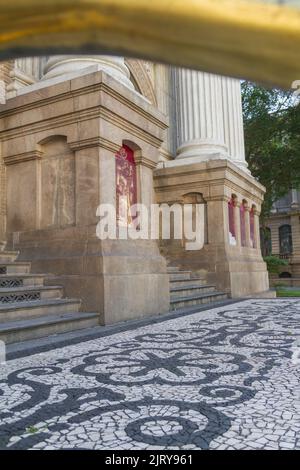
[221,77,249,173]
[175,69,228,160]
[42,55,133,90]
[154,64,177,161]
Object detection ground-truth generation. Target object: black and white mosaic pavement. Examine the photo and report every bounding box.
[0,299,300,450]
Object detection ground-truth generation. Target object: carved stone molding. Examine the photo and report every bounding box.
[4,150,43,166]
[125,59,157,106]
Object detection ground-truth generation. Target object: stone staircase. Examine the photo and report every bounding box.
[0,250,99,344]
[168,266,228,311]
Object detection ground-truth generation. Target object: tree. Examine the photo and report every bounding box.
[241,82,300,218]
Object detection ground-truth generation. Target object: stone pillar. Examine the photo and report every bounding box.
[233,200,241,247]
[42,55,134,90]
[175,69,228,161]
[221,77,249,173]
[253,208,261,251]
[244,204,251,247]
[291,189,300,209]
[0,80,5,104]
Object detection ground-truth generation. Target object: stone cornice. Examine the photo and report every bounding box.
[154,175,263,206]
[69,137,120,153]
[154,160,265,197]
[4,150,43,166]
[0,105,164,150]
[134,154,157,170]
[0,73,167,132]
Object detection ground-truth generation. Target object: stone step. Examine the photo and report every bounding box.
[167,298,235,316]
[0,298,81,323]
[0,274,46,288]
[169,271,192,281]
[170,291,228,310]
[0,251,19,263]
[0,262,31,275]
[0,312,99,344]
[169,277,207,288]
[0,285,63,303]
[166,266,181,273]
[170,284,216,298]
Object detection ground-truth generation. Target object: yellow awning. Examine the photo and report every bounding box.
[0,0,300,89]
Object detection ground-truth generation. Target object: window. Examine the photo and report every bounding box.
[279,224,293,255]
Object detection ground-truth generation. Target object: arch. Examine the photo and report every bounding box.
[125,59,157,106]
[279,224,293,255]
[38,134,68,146]
[37,135,70,158]
[182,192,208,244]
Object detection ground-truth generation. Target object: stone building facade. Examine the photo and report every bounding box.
[262,190,300,279]
[0,55,270,340]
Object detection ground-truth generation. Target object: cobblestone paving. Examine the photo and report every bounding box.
[0,299,300,450]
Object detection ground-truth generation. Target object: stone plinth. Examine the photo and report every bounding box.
[0,70,170,324]
[154,159,269,298]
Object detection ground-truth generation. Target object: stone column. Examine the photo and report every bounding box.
[175,69,228,161]
[221,77,249,173]
[154,64,177,161]
[42,55,133,90]
[244,204,251,247]
[253,208,261,251]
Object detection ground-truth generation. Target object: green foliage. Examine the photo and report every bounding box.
[263,255,288,274]
[276,289,300,298]
[241,82,300,218]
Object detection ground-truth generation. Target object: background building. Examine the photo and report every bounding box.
[261,189,300,279]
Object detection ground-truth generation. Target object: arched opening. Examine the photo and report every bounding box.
[228,194,237,246]
[250,205,256,248]
[38,135,75,229]
[182,192,208,245]
[115,144,137,228]
[240,199,247,247]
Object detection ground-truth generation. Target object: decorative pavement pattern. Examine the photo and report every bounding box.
[0,299,300,450]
